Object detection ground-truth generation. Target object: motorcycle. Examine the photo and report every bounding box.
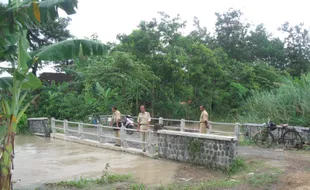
[121,115,135,135]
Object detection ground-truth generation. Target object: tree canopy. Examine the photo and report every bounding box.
[25,9,310,124]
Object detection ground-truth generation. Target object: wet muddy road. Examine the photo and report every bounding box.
[13,136,180,189]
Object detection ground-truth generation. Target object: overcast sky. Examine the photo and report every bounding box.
[62,0,310,43]
[1,0,310,75]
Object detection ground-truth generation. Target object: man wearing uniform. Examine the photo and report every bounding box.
[199,105,210,134]
[137,105,151,152]
[110,105,121,147]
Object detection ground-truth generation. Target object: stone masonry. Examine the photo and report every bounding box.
[157,130,237,170]
[28,117,50,137]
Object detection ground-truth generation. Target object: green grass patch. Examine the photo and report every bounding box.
[155,183,191,190]
[227,157,265,176]
[50,177,92,188]
[130,183,147,190]
[196,179,241,189]
[246,171,281,187]
[96,173,132,184]
[155,179,241,190]
[47,173,132,189]
[46,163,132,189]
[228,157,246,175]
[238,138,255,146]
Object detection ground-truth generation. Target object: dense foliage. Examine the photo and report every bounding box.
[25,9,310,125]
[16,114,28,135]
[0,8,309,129]
[242,74,310,126]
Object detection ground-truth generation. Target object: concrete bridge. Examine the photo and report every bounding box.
[14,117,309,189]
[13,117,239,189]
[13,134,290,189]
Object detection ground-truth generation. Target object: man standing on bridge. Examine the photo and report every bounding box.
[137,105,151,152]
[110,105,121,147]
[199,105,210,134]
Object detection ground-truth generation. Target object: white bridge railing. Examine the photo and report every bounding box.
[51,115,310,154]
[95,115,241,140]
[51,118,158,155]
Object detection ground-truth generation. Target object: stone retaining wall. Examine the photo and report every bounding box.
[28,118,50,137]
[157,130,237,170]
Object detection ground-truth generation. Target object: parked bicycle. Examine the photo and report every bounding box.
[253,120,304,149]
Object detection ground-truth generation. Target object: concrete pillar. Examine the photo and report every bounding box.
[234,123,240,140]
[51,117,56,133]
[98,124,104,143]
[64,120,68,136]
[79,122,84,139]
[180,119,185,132]
[120,125,128,148]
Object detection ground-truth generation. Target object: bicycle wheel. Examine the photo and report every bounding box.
[282,130,303,149]
[253,130,275,148]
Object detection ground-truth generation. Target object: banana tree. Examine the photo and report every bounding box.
[0,0,108,189]
[95,82,118,113]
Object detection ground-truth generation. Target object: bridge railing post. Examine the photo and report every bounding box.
[159,117,163,125]
[79,122,84,139]
[64,120,68,136]
[97,124,103,143]
[147,129,156,154]
[180,119,185,132]
[234,123,240,140]
[51,117,56,133]
[120,125,128,148]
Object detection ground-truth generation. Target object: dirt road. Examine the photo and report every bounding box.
[238,146,310,189]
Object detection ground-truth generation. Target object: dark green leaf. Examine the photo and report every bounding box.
[21,73,42,90]
[33,40,109,61]
[38,0,78,22]
[0,77,13,89]
[18,33,31,74]
[13,71,26,81]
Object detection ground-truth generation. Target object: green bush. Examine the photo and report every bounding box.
[241,74,310,127]
[228,157,246,175]
[17,114,29,135]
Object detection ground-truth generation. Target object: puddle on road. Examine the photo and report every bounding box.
[13,136,180,189]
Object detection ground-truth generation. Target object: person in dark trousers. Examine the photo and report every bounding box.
[110,105,121,146]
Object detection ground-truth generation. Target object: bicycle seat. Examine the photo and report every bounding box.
[281,124,289,127]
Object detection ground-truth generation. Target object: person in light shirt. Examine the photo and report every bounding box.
[110,105,121,147]
[137,105,151,152]
[199,105,210,134]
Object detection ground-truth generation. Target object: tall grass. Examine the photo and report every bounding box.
[241,74,310,127]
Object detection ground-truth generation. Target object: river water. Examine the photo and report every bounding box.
[13,136,180,189]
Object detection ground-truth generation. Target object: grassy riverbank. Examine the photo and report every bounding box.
[32,157,284,190]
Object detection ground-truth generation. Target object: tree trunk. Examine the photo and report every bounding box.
[31,61,39,76]
[135,87,139,114]
[151,81,155,117]
[0,116,16,190]
[0,139,13,190]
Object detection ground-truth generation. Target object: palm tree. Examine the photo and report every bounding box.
[0,1,107,189]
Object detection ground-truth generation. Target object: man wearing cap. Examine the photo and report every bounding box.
[137,105,151,152]
[110,105,121,147]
